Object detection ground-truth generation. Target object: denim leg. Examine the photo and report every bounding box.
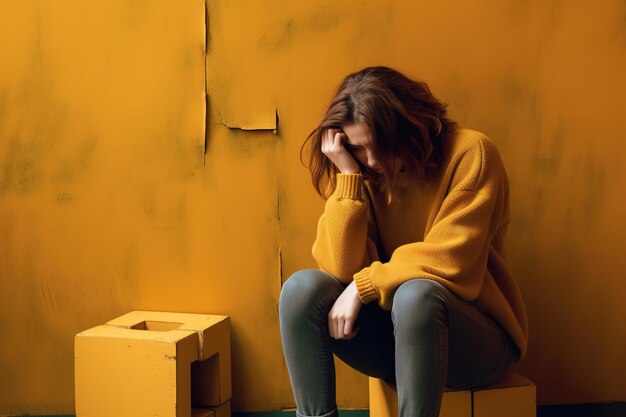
[279,269,344,417]
[392,280,449,417]
[392,279,520,417]
[445,285,520,389]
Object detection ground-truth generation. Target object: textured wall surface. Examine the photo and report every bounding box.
[1,0,625,414]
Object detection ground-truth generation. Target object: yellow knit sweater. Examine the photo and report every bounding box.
[312,128,529,357]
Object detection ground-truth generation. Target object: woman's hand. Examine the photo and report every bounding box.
[328,281,363,340]
[321,128,360,174]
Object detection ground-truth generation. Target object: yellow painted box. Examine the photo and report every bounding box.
[369,377,471,417]
[369,372,536,417]
[472,373,536,417]
[75,311,231,417]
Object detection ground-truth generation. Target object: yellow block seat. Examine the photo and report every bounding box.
[369,372,536,417]
[75,311,231,417]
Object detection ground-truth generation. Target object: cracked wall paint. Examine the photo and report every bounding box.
[219,109,279,132]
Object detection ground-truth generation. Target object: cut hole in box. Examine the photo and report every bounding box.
[131,320,184,331]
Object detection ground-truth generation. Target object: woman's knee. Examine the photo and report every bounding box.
[279,269,343,319]
[391,279,449,327]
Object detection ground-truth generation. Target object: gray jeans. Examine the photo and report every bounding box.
[278,269,520,417]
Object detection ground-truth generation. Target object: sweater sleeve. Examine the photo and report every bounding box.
[353,137,507,309]
[312,173,379,287]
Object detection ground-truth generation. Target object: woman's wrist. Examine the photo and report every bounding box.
[335,173,363,199]
[348,281,363,303]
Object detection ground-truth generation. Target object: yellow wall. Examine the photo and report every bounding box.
[1,0,625,414]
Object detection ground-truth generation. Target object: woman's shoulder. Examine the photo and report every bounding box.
[442,127,506,191]
[445,127,504,164]
[447,127,498,156]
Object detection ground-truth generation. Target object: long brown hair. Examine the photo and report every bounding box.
[301,66,457,201]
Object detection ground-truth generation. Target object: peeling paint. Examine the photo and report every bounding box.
[219,109,279,133]
[204,0,210,163]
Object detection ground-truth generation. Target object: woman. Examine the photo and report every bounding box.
[279,66,528,417]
